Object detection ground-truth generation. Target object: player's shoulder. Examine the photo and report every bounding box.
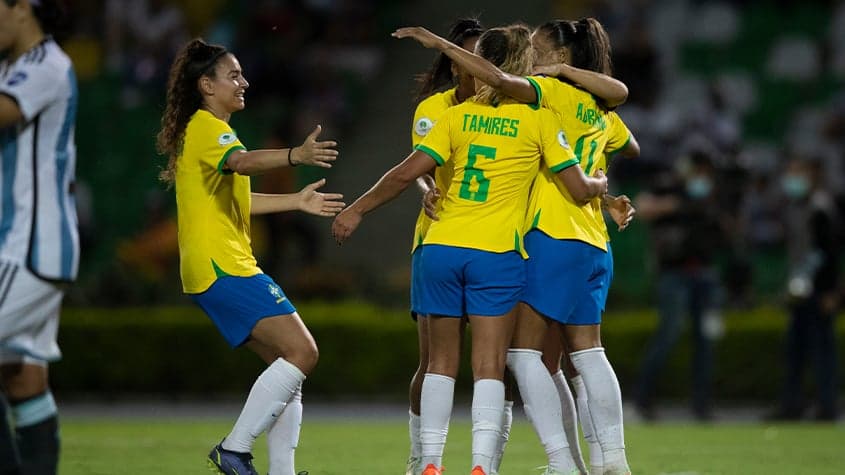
[416,88,457,115]
[414,88,458,135]
[20,39,71,73]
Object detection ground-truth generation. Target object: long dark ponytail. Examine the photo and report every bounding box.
[156,39,228,184]
[536,17,613,76]
[414,17,484,102]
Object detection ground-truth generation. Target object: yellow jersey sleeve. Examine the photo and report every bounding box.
[604,112,632,156]
[537,108,579,173]
[527,75,576,115]
[190,112,246,174]
[415,109,453,167]
[411,88,456,147]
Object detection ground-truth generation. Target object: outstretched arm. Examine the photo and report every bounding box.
[251,179,345,217]
[534,62,628,107]
[332,150,436,243]
[393,27,538,104]
[226,125,339,175]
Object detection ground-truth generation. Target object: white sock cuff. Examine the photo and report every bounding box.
[270,357,307,381]
[507,348,542,370]
[569,347,605,360]
[424,373,456,384]
[504,399,514,409]
[508,348,543,357]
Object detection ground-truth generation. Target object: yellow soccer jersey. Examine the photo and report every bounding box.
[175,109,261,293]
[523,75,625,251]
[415,99,578,254]
[410,88,459,252]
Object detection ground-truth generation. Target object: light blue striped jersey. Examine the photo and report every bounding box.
[0,38,79,282]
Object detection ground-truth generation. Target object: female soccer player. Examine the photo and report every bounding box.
[157,38,343,475]
[333,25,607,475]
[405,18,484,475]
[395,18,639,475]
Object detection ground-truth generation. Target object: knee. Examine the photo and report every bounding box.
[282,340,318,375]
[299,341,319,375]
[472,356,506,380]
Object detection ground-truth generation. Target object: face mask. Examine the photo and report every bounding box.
[781,175,809,199]
[686,176,712,199]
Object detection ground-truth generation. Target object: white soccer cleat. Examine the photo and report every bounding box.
[405,456,423,475]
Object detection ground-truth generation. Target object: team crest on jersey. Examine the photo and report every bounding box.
[218,132,237,146]
[6,71,27,87]
[415,117,434,136]
[268,283,286,304]
[557,130,570,149]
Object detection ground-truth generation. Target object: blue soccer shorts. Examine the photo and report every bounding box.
[191,273,297,347]
[410,246,424,320]
[417,244,525,318]
[522,230,612,325]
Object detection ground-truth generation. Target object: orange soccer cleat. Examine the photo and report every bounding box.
[470,466,486,475]
[422,463,444,475]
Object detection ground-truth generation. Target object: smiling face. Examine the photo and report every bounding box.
[200,53,249,115]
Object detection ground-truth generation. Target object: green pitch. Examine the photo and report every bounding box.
[60,417,844,474]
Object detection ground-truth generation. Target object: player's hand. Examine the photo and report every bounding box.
[594,169,609,195]
[392,27,445,50]
[423,186,441,220]
[332,207,363,245]
[291,125,338,168]
[297,179,345,217]
[604,194,636,231]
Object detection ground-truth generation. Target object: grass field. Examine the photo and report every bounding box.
[59,416,844,475]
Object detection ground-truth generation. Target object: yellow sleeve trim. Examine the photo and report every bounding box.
[550,158,580,173]
[606,134,632,155]
[525,76,542,110]
[415,144,445,166]
[218,145,246,175]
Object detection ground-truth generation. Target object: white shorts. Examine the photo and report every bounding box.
[0,261,63,364]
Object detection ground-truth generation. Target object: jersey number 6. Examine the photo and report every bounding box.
[459,144,496,203]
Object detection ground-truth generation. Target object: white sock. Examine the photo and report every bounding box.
[507,350,575,473]
[551,371,587,474]
[569,348,628,472]
[420,373,455,469]
[571,374,603,472]
[471,379,504,473]
[223,358,305,453]
[409,410,422,459]
[267,386,303,475]
[491,400,513,473]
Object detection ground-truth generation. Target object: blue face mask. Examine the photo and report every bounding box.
[686,176,712,199]
[782,175,809,199]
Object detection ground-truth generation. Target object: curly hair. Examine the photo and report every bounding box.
[474,24,533,105]
[414,17,484,102]
[156,38,228,184]
[535,18,613,76]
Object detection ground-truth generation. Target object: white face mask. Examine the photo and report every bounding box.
[686,176,712,199]
[781,175,809,199]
